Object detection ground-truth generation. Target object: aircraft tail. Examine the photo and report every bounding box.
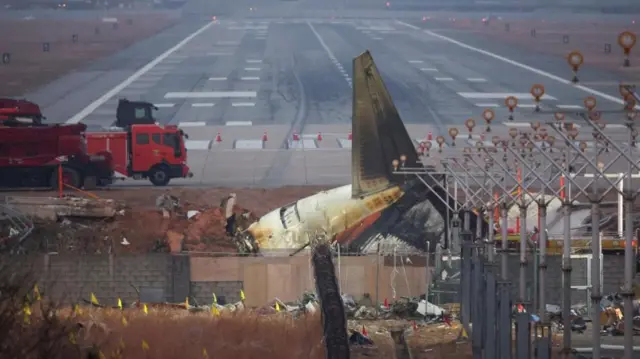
[351,50,420,198]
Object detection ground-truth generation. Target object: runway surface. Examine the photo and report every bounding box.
[18,0,640,188]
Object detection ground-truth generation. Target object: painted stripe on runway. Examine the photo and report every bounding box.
[179,121,207,127]
[556,104,583,109]
[241,77,260,80]
[225,121,253,126]
[502,121,532,127]
[66,21,215,124]
[191,103,215,107]
[396,20,638,109]
[165,91,256,99]
[408,60,423,63]
[475,103,500,107]
[154,103,175,108]
[420,68,438,71]
[244,67,261,71]
[467,78,487,82]
[372,37,383,40]
[457,92,557,100]
[209,77,227,81]
[435,77,454,81]
[246,59,262,63]
[517,104,538,108]
[185,140,212,150]
[232,102,256,107]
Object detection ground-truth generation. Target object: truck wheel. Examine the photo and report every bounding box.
[149,167,170,186]
[50,166,82,190]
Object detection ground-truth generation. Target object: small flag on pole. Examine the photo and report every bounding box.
[185,297,189,309]
[33,284,41,301]
[121,316,128,327]
[90,293,99,305]
[143,304,149,314]
[275,301,280,312]
[142,340,150,351]
[240,290,245,301]
[73,303,81,315]
[211,305,220,316]
[117,298,123,310]
[212,293,217,304]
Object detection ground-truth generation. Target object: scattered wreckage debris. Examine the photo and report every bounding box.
[5,195,121,221]
[0,192,259,254]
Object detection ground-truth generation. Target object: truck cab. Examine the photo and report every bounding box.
[128,124,192,185]
[115,98,157,128]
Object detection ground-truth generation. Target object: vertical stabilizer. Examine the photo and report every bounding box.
[351,50,419,198]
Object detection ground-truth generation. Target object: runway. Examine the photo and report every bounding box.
[19,1,640,187]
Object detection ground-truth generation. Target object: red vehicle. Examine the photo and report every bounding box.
[0,98,45,126]
[86,123,193,186]
[0,123,114,188]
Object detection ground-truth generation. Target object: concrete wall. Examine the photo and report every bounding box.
[0,252,632,308]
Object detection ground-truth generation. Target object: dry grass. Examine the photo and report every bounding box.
[49,307,326,359]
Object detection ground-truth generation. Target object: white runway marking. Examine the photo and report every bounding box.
[502,121,531,127]
[475,103,500,107]
[246,59,262,63]
[556,104,583,109]
[154,103,175,108]
[307,21,352,88]
[241,76,260,81]
[165,91,256,99]
[179,121,207,127]
[244,67,261,71]
[185,140,212,150]
[225,121,253,126]
[435,77,454,81]
[191,103,215,107]
[420,68,438,72]
[408,60,423,64]
[66,21,215,123]
[209,77,227,81]
[457,92,557,100]
[467,78,487,82]
[232,102,256,107]
[396,20,638,109]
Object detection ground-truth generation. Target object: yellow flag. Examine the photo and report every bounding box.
[117,298,123,310]
[121,316,128,327]
[73,303,81,315]
[33,284,41,301]
[185,297,189,309]
[141,340,150,351]
[90,293,99,305]
[202,348,209,358]
[98,351,106,359]
[211,305,220,316]
[23,304,32,324]
[68,332,76,344]
[240,290,245,301]
[275,301,280,312]
[212,293,217,304]
[143,304,149,314]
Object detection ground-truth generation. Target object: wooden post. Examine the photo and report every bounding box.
[58,164,63,198]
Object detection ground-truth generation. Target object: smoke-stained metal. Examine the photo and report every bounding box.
[351,50,419,198]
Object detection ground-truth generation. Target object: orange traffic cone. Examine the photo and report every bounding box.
[361,325,368,337]
[292,131,300,141]
[215,132,222,143]
[317,132,323,141]
[383,298,389,308]
[262,131,268,142]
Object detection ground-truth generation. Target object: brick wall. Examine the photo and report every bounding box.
[190,281,244,305]
[0,253,633,308]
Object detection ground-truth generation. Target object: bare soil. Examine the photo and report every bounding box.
[0,13,179,96]
[0,186,330,254]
